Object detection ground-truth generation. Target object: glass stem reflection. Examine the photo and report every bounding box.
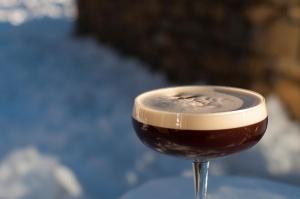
[193,161,209,199]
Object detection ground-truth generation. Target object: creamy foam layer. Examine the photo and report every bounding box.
[133,86,267,130]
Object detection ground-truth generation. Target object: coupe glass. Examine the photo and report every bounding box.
[132,86,268,199]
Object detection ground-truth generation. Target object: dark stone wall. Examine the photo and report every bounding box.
[76,1,254,84]
[76,0,300,119]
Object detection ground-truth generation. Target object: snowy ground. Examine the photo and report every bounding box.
[120,176,300,199]
[0,148,82,199]
[1,0,300,199]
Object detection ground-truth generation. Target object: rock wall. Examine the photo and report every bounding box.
[76,0,300,120]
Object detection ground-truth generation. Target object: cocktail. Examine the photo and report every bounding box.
[132,86,268,199]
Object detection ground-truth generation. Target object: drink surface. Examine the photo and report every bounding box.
[133,86,267,130]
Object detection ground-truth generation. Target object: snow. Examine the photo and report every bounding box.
[119,176,300,199]
[0,147,82,199]
[261,96,300,175]
[0,0,75,25]
[0,0,300,199]
[0,8,167,199]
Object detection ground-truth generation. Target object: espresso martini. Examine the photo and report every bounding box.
[132,86,268,199]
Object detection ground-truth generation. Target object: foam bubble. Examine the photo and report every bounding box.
[133,86,267,130]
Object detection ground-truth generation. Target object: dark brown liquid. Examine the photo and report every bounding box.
[133,118,268,160]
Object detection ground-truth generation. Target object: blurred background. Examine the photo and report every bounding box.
[1,0,300,198]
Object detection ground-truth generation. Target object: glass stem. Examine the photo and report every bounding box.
[193,160,209,199]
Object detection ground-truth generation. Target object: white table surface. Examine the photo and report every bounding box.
[119,176,300,199]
